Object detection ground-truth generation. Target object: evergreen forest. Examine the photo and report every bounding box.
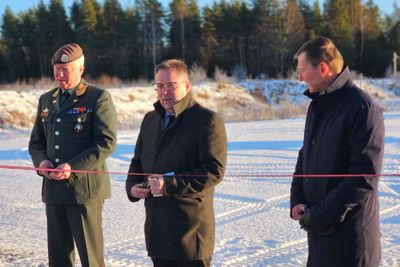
[0,0,399,83]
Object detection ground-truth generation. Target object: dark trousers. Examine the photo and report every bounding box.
[46,201,105,267]
[151,258,211,267]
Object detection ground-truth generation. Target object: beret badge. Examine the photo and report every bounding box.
[51,43,83,65]
[60,54,69,63]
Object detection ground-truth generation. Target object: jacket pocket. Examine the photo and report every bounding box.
[41,113,53,138]
[87,173,98,198]
[73,173,90,202]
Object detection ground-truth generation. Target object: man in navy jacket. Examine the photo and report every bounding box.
[290,36,384,267]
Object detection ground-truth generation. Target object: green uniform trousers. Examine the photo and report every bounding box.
[45,200,105,267]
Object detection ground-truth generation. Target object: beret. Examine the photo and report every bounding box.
[51,43,83,65]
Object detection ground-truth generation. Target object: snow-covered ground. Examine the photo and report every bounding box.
[1,78,399,132]
[0,112,400,266]
[0,78,399,265]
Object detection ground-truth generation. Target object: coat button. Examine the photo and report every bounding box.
[55,158,60,163]
[311,139,315,145]
[56,118,61,122]
[55,131,60,135]
[55,145,60,149]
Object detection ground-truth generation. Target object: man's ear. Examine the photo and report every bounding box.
[319,62,329,77]
[185,80,191,93]
[79,64,85,75]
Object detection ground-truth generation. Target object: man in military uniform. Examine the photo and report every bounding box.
[29,43,117,267]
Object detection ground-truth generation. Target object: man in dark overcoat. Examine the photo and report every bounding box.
[125,59,227,267]
[290,36,384,267]
[29,43,117,267]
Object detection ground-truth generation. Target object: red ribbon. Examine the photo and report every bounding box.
[0,164,398,178]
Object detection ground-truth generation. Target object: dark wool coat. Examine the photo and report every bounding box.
[126,91,227,260]
[29,80,117,204]
[290,68,385,267]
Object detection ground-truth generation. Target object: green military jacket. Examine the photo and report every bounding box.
[29,79,117,204]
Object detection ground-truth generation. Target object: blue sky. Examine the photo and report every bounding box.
[0,0,398,18]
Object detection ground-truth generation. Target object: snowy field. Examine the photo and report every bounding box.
[0,112,399,266]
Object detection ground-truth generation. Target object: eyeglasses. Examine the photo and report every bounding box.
[152,81,186,92]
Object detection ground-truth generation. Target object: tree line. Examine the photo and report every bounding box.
[0,0,399,83]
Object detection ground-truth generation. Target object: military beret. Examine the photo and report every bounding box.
[51,43,83,65]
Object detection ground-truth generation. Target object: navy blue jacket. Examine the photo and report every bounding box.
[290,68,384,267]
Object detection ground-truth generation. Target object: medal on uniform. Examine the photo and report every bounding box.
[74,117,83,133]
[41,108,49,122]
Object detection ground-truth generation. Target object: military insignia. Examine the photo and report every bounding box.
[41,108,50,119]
[74,117,83,133]
[75,81,88,96]
[67,107,89,115]
[60,54,69,63]
[74,123,83,133]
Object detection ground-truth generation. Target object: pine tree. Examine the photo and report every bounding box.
[248,0,271,77]
[184,0,202,65]
[136,0,165,79]
[70,0,102,77]
[168,0,202,66]
[80,0,98,34]
[324,0,355,67]
[386,4,400,60]
[19,9,41,79]
[0,42,8,82]
[298,0,324,39]
[39,0,73,77]
[358,0,390,76]
[35,1,52,77]
[47,0,73,49]
[265,0,284,77]
[281,0,306,76]
[201,5,218,76]
[102,0,124,77]
[235,1,252,79]
[212,0,237,76]
[1,7,23,81]
[209,2,227,75]
[120,6,141,79]
[169,0,189,61]
[311,0,325,37]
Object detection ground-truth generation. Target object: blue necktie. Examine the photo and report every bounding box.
[166,115,175,128]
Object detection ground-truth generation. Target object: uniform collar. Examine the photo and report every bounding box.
[51,79,88,98]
